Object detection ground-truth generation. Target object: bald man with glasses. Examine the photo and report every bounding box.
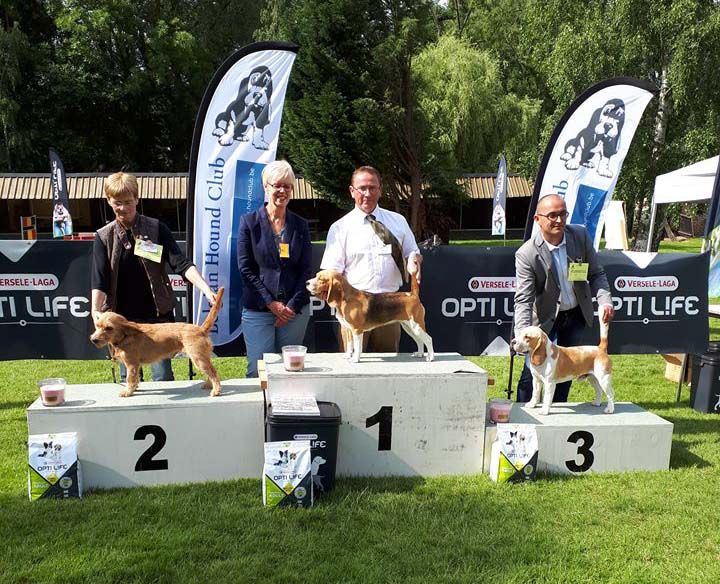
[513,193,614,403]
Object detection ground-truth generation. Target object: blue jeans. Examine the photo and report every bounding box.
[242,308,310,378]
[119,359,174,383]
[516,306,586,403]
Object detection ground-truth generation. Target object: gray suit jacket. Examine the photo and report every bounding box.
[513,224,612,339]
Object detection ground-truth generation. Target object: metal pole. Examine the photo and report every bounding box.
[646,202,657,252]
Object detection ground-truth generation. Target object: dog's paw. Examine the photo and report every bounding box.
[412,351,423,358]
[211,127,223,137]
[598,168,613,178]
[526,400,538,409]
[425,353,434,362]
[565,160,580,170]
[539,407,551,416]
[210,387,222,397]
[592,399,603,407]
[604,403,615,414]
[201,380,212,390]
[219,134,234,146]
[560,152,571,161]
[119,389,133,398]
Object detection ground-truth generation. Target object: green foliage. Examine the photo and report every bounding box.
[0,0,262,172]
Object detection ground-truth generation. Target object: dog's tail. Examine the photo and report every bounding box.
[200,287,225,334]
[599,315,609,353]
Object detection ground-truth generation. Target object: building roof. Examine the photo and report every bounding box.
[0,172,532,201]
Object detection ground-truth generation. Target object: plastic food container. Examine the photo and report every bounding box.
[38,378,66,407]
[489,398,513,423]
[282,345,307,372]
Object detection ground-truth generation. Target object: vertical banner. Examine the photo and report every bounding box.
[702,152,720,297]
[524,78,656,247]
[491,155,508,236]
[48,148,73,238]
[187,41,299,344]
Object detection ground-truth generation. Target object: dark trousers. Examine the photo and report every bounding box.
[516,305,586,403]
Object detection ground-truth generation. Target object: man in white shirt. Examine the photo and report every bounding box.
[320,166,422,352]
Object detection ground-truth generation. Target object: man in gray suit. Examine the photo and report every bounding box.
[514,194,615,402]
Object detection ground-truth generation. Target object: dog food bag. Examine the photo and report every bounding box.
[28,432,83,500]
[263,440,313,508]
[489,424,539,483]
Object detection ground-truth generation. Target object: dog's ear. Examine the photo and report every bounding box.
[326,276,340,305]
[530,333,547,366]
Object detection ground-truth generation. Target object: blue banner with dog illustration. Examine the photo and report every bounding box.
[523,78,656,248]
[187,41,299,345]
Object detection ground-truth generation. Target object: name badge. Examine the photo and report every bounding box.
[134,239,163,263]
[378,244,393,255]
[279,242,290,258]
[568,262,589,281]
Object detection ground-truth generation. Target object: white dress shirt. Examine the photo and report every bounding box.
[545,237,578,311]
[321,206,420,293]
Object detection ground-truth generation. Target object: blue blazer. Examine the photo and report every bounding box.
[237,206,313,314]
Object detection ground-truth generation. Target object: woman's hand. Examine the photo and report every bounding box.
[269,303,295,327]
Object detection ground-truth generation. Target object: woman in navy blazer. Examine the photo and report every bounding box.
[237,160,313,377]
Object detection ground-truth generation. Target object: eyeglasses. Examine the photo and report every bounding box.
[109,198,137,209]
[268,182,293,191]
[537,211,569,222]
[351,185,380,194]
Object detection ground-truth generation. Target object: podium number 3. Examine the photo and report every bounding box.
[566,430,594,472]
[135,425,169,471]
[366,406,393,451]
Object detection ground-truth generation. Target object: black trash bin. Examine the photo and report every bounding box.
[690,351,720,413]
[266,401,341,494]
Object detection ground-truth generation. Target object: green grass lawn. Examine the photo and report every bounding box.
[2,354,720,584]
[1,237,716,583]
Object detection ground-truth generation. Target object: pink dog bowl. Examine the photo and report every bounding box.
[38,378,66,407]
[282,345,307,372]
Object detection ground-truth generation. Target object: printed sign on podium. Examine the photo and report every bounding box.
[483,402,673,474]
[264,352,488,477]
[27,380,265,489]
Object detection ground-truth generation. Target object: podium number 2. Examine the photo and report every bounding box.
[366,406,393,451]
[566,430,594,472]
[134,425,169,471]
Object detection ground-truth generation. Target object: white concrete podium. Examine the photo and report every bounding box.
[264,352,488,477]
[483,402,673,474]
[27,380,264,490]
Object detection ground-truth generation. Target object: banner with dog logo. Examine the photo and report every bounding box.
[491,155,508,237]
[49,148,73,239]
[523,78,657,248]
[188,41,299,345]
[702,154,720,296]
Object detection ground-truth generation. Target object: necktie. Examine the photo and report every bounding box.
[367,214,405,281]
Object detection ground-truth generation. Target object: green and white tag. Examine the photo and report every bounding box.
[568,262,589,281]
[134,238,163,263]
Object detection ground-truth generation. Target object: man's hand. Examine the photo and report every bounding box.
[600,303,615,324]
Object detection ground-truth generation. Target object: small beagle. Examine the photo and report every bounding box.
[306,269,434,363]
[512,318,614,415]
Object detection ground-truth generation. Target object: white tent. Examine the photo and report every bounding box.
[647,155,719,252]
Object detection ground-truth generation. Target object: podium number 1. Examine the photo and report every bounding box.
[366,406,393,451]
[135,425,169,471]
[566,430,594,472]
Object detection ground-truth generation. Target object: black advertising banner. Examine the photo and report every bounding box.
[49,148,73,238]
[491,155,508,237]
[0,242,708,360]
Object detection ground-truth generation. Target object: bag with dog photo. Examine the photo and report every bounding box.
[489,424,538,483]
[28,432,83,500]
[263,440,313,508]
